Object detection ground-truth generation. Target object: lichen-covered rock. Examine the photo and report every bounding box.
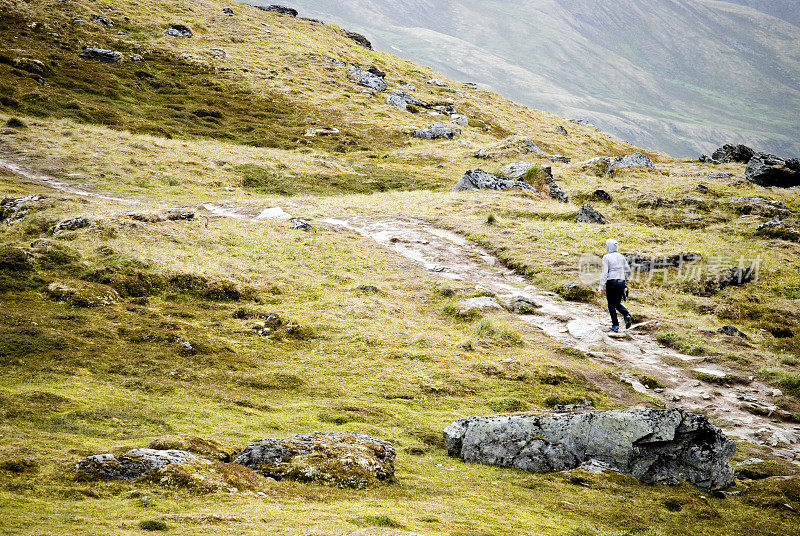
[744,153,800,188]
[53,216,90,232]
[729,197,789,217]
[575,204,606,224]
[509,296,540,314]
[47,280,120,307]
[165,24,193,37]
[453,169,534,192]
[147,435,233,462]
[458,297,503,313]
[346,66,386,91]
[79,48,122,62]
[234,432,395,489]
[74,448,196,480]
[755,220,799,241]
[444,409,736,491]
[389,89,427,108]
[608,153,655,173]
[636,192,664,208]
[414,122,457,140]
[386,94,408,111]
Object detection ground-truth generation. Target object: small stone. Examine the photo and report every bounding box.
[290,218,312,231]
[770,389,784,397]
[222,7,234,16]
[427,78,449,87]
[91,14,113,26]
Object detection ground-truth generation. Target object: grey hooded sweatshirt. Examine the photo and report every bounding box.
[598,239,631,290]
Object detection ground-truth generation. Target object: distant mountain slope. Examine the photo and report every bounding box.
[264,0,800,157]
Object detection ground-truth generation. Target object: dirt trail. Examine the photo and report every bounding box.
[322,215,800,461]
[4,155,799,460]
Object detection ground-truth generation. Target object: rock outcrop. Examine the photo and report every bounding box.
[443,409,736,491]
[608,153,655,173]
[474,136,567,162]
[744,153,800,188]
[346,31,372,49]
[79,48,122,63]
[47,280,120,307]
[575,205,606,224]
[75,448,196,480]
[453,169,534,192]
[346,66,386,91]
[413,122,457,140]
[165,24,193,38]
[234,431,395,489]
[711,144,755,164]
[257,5,298,17]
[496,162,568,202]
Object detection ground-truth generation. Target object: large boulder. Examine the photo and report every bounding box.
[575,204,606,224]
[389,89,427,108]
[346,31,372,49]
[453,169,534,192]
[711,144,755,163]
[234,431,395,489]
[346,66,386,91]
[75,448,196,480]
[744,153,800,188]
[496,163,568,202]
[608,153,655,173]
[444,409,736,491]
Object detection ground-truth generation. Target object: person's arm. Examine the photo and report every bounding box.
[597,255,609,294]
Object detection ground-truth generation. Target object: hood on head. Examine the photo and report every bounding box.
[606,239,618,253]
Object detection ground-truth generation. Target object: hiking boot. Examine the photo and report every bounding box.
[625,315,632,329]
[610,326,619,332]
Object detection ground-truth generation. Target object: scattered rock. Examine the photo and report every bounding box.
[590,189,612,202]
[711,144,755,164]
[458,297,503,313]
[608,153,655,173]
[303,127,339,137]
[148,435,233,462]
[413,122,457,140]
[291,218,312,231]
[211,49,226,60]
[388,89,426,108]
[498,161,536,180]
[47,280,120,307]
[575,205,606,224]
[443,409,735,491]
[509,296,540,314]
[453,169,534,192]
[79,47,122,63]
[257,5,298,17]
[718,325,747,339]
[755,220,800,241]
[165,24,193,38]
[385,94,407,111]
[91,14,113,26]
[708,173,733,179]
[346,66,386,91]
[234,431,395,489]
[75,449,196,480]
[324,56,346,66]
[53,216,90,233]
[451,114,469,126]
[0,194,45,221]
[745,153,800,188]
[427,79,448,87]
[345,31,372,49]
[555,126,568,136]
[729,197,789,217]
[356,284,379,293]
[222,7,234,16]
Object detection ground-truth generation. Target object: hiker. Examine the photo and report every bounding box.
[597,239,632,332]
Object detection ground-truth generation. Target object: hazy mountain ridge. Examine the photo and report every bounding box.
[267,0,800,157]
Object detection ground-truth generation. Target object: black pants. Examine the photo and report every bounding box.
[606,279,629,327]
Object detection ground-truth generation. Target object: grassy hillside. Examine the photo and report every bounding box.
[1,1,800,535]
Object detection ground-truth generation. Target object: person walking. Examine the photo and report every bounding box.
[597,239,632,332]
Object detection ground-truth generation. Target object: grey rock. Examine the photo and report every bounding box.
[547,175,569,203]
[555,126,568,136]
[699,154,720,164]
[730,197,787,210]
[636,192,664,208]
[75,448,196,480]
[498,161,536,180]
[550,155,571,163]
[414,122,457,140]
[718,325,747,339]
[608,153,655,173]
[755,220,799,240]
[53,216,90,232]
[591,189,612,202]
[708,172,733,179]
[427,79,449,87]
[453,169,534,192]
[234,431,395,489]
[211,49,226,60]
[509,296,540,314]
[165,24,193,38]
[390,89,426,107]
[345,31,372,49]
[91,14,113,26]
[576,205,606,224]
[444,409,735,491]
[222,7,234,16]
[346,66,386,91]
[257,5,298,17]
[451,114,469,126]
[712,144,755,164]
[356,284,379,293]
[291,218,312,231]
[756,220,786,233]
[79,48,122,63]
[386,94,408,111]
[323,56,345,66]
[744,153,800,188]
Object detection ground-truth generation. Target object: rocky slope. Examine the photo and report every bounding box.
[275,0,800,158]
